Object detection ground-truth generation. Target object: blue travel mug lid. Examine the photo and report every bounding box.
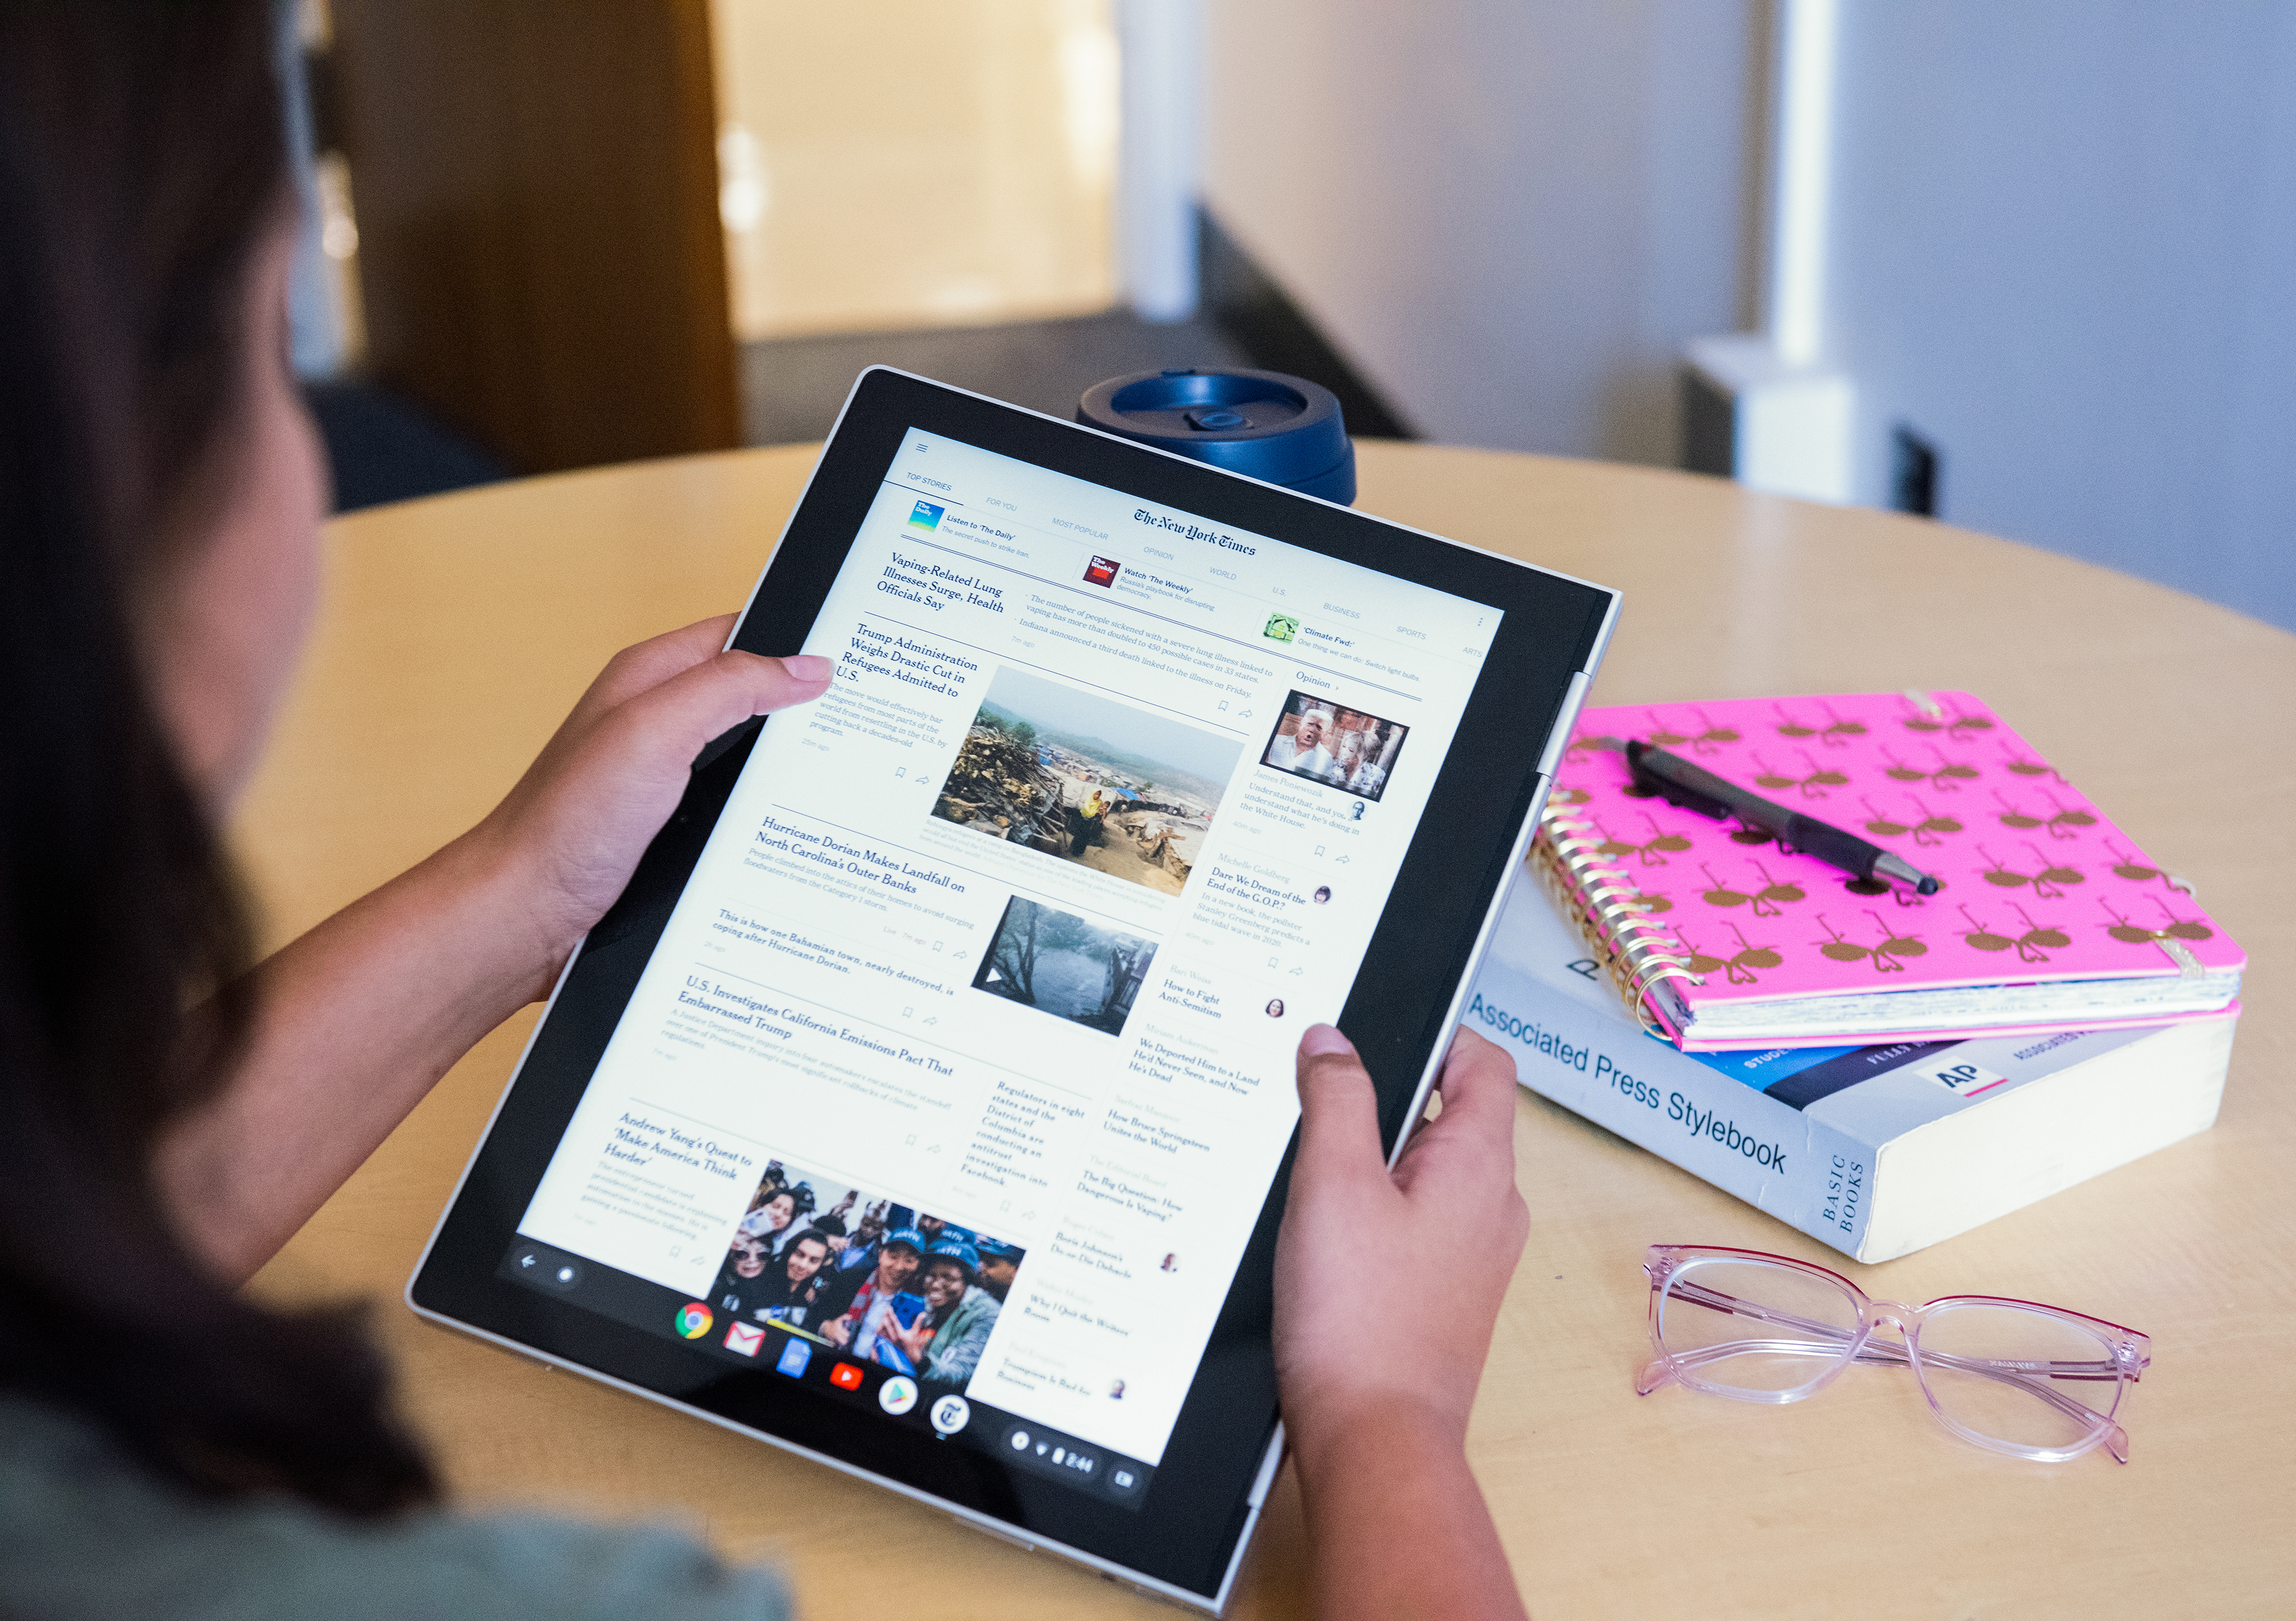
[1077,368,1355,505]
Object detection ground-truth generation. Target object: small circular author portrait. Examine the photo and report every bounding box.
[1265,998,1284,1018]
[1110,1379,1127,1400]
[1312,885,1331,905]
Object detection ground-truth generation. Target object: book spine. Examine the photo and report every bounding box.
[1465,952,1878,1260]
[1531,808,1695,1035]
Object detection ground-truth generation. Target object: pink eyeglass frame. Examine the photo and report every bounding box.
[1635,1244,2151,1464]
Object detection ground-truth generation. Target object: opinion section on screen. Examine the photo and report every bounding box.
[969,895,1157,1038]
[1257,689,1407,803]
[930,665,1242,898]
[716,1155,1026,1381]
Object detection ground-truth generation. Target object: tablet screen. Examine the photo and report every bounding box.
[506,425,1502,1500]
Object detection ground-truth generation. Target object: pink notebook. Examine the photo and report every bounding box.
[1533,691,2245,1050]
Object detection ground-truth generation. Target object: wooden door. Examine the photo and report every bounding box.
[329,1,739,474]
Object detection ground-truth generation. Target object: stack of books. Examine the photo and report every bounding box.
[1467,690,2243,1263]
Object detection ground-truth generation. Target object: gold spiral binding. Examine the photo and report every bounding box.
[1530,805,1701,1038]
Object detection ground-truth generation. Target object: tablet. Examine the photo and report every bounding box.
[409,368,1618,1611]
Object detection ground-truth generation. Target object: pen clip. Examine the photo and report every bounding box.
[1625,741,1734,821]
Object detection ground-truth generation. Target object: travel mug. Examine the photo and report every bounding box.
[1077,367,1355,505]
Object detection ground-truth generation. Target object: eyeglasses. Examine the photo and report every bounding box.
[1636,1245,2149,1464]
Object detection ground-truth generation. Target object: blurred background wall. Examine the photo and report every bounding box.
[1823,4,2296,632]
[1202,0,1763,464]
[290,0,2296,632]
[1199,1,2296,631]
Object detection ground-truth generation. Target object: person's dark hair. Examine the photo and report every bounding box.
[0,2,434,1514]
[787,1234,830,1264]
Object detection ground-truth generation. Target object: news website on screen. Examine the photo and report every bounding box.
[517,429,1502,1477]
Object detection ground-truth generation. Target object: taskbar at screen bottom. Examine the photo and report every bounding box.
[500,1239,1155,1510]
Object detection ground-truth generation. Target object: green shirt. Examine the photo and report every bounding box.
[0,1398,791,1621]
[920,1285,999,1384]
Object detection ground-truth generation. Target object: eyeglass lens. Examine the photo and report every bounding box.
[1657,1260,1860,1397]
[1913,1303,2121,1453]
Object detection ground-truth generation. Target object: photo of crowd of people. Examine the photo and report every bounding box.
[1258,690,1407,802]
[714,1158,1024,1391]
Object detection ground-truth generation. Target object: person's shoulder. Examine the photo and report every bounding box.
[0,1397,791,1621]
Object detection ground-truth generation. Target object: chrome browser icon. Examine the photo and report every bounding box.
[907,500,945,531]
[674,1302,714,1340]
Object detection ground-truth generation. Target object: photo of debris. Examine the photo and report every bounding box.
[931,667,1240,896]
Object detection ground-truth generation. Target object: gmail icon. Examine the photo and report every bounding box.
[723,1321,767,1358]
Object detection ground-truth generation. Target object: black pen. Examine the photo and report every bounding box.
[1591,736,1941,895]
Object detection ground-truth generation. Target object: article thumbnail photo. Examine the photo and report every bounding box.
[718,1157,1025,1385]
[1259,690,1407,802]
[931,665,1240,895]
[972,896,1156,1037]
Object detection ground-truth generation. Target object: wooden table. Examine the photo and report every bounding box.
[239,441,2295,1618]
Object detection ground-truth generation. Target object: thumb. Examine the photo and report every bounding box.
[1293,1025,1387,1188]
[585,650,830,778]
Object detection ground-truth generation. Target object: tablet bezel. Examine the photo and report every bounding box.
[408,369,1618,1609]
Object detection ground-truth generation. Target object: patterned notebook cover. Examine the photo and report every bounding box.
[1544,690,2244,1030]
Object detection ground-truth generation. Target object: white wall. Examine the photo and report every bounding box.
[1200,0,1759,464]
[1826,4,2296,632]
[1203,3,2296,633]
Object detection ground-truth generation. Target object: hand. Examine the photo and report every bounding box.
[1274,1024,1527,1444]
[1273,1024,1531,1621]
[460,616,832,999]
[154,617,832,1282]
[821,1317,851,1349]
[886,1317,937,1361]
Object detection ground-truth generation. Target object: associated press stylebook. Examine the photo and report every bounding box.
[1467,878,2237,1263]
